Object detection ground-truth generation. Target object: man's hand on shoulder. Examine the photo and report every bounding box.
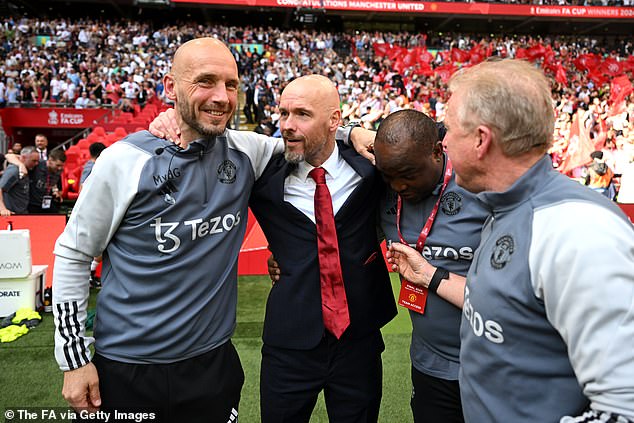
[62,362,101,412]
[350,126,376,165]
[148,108,187,148]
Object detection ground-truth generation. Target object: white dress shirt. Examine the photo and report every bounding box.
[284,143,362,223]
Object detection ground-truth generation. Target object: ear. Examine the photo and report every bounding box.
[475,125,493,160]
[329,109,342,132]
[163,73,177,102]
[431,141,444,162]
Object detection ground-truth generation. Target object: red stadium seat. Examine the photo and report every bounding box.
[105,133,120,144]
[64,149,80,169]
[61,165,84,200]
[117,112,134,123]
[143,104,158,115]
[77,138,90,149]
[114,127,128,138]
[93,126,106,137]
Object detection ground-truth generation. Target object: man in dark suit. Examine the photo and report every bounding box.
[250,75,396,423]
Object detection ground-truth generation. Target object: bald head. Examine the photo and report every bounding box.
[283,75,340,116]
[171,37,236,79]
[279,75,342,167]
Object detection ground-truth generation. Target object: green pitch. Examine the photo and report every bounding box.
[0,274,413,422]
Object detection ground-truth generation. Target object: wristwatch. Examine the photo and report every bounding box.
[428,267,449,293]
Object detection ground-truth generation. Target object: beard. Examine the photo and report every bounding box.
[178,99,228,138]
[283,133,330,166]
[284,150,305,164]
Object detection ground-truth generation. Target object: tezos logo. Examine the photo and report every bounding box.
[440,191,462,215]
[490,235,514,269]
[217,160,236,184]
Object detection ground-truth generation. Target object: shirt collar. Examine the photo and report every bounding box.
[296,142,340,182]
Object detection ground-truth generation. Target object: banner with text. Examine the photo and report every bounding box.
[174,0,634,18]
[0,108,110,130]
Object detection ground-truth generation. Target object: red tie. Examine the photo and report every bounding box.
[309,167,350,339]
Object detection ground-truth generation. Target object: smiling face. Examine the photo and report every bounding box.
[279,75,341,167]
[35,135,48,150]
[164,38,239,142]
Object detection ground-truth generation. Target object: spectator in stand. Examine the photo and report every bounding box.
[50,74,63,102]
[585,150,616,199]
[25,148,66,214]
[117,97,135,113]
[74,91,91,109]
[34,134,49,161]
[0,146,39,216]
[5,79,18,104]
[0,76,6,107]
[63,77,77,105]
[120,74,140,101]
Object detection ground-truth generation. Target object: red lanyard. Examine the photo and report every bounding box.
[396,159,453,252]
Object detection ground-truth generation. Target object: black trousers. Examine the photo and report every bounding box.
[260,330,385,423]
[411,366,464,423]
[80,341,244,423]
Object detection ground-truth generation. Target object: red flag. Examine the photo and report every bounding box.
[388,46,406,62]
[469,45,485,64]
[435,64,458,83]
[558,110,594,175]
[587,69,609,87]
[609,75,633,116]
[593,119,608,150]
[451,48,470,63]
[573,53,601,72]
[555,64,568,86]
[373,43,389,57]
[527,43,546,61]
[515,48,528,59]
[600,58,624,77]
[393,58,405,74]
[438,50,451,64]
[418,48,434,64]
[414,62,433,77]
[543,45,556,66]
[486,42,494,58]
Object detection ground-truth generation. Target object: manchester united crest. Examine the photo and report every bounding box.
[440,191,462,215]
[217,160,236,184]
[490,235,514,269]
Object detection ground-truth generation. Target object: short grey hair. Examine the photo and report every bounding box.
[20,146,36,156]
[448,59,554,156]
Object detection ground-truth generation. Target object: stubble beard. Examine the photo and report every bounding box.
[178,100,227,138]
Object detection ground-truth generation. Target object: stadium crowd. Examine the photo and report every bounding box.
[0,16,633,197]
